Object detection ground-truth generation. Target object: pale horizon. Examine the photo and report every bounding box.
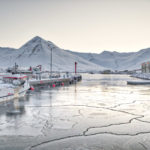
[0,0,150,53]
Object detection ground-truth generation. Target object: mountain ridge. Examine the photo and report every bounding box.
[68,47,150,70]
[0,36,105,72]
[0,36,150,71]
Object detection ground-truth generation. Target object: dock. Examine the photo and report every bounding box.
[29,75,82,87]
[127,80,150,85]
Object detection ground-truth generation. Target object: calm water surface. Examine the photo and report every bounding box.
[0,74,150,150]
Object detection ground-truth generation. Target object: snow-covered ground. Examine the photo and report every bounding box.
[131,73,150,80]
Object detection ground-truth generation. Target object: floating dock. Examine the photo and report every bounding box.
[127,80,150,85]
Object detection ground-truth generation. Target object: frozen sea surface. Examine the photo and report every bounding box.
[0,74,150,150]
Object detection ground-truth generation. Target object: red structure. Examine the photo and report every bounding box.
[75,62,77,74]
[29,66,32,71]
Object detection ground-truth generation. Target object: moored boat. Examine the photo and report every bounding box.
[0,74,30,103]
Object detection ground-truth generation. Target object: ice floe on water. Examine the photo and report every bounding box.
[0,74,150,150]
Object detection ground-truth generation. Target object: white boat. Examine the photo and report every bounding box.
[0,74,30,103]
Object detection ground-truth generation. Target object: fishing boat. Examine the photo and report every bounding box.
[0,74,30,103]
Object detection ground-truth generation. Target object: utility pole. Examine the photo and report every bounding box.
[49,43,55,78]
[50,48,52,78]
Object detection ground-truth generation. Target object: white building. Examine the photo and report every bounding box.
[141,62,150,73]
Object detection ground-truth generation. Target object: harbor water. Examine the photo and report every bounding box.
[0,74,150,150]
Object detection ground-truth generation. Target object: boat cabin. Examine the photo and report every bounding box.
[3,74,28,85]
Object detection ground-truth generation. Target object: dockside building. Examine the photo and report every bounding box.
[141,62,150,73]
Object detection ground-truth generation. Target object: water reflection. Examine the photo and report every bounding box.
[6,98,25,116]
[0,98,25,117]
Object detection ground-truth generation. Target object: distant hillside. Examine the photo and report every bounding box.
[67,48,150,70]
[0,47,17,67]
[0,36,105,72]
[0,36,149,71]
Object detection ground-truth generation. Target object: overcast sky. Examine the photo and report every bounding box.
[0,0,150,53]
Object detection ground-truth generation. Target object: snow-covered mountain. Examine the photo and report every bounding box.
[0,36,105,72]
[68,48,150,70]
[0,47,17,67]
[0,36,150,71]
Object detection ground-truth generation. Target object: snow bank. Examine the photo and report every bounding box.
[131,73,150,80]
